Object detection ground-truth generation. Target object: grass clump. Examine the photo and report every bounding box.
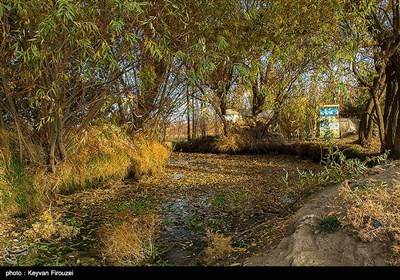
[211,191,255,213]
[293,147,389,195]
[201,229,233,264]
[317,215,341,233]
[101,214,160,265]
[24,209,79,242]
[0,129,40,218]
[35,124,170,194]
[340,180,400,264]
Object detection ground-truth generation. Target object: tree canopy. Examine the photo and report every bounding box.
[2,0,400,164]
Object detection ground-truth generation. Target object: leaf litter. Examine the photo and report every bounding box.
[0,152,321,266]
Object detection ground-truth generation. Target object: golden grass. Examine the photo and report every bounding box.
[217,134,244,153]
[0,124,170,220]
[24,209,79,242]
[201,229,233,263]
[34,124,170,194]
[101,214,160,265]
[216,129,286,154]
[340,180,400,264]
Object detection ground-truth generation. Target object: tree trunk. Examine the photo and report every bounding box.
[199,101,206,137]
[252,83,264,116]
[358,97,375,146]
[371,87,386,152]
[186,85,191,140]
[56,115,67,161]
[0,109,4,129]
[214,115,219,136]
[218,94,232,137]
[5,93,36,162]
[48,120,58,173]
[192,93,196,138]
[384,60,400,158]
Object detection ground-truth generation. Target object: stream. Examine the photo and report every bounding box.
[3,152,320,266]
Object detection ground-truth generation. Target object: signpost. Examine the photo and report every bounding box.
[319,105,340,139]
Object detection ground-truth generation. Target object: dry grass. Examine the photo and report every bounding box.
[1,124,169,222]
[34,124,170,194]
[24,209,79,242]
[340,180,400,264]
[201,229,233,263]
[101,213,160,266]
[129,138,171,178]
[217,134,245,153]
[216,129,286,154]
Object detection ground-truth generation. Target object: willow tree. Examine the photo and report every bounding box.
[237,0,350,132]
[181,0,254,136]
[0,0,144,171]
[343,0,400,157]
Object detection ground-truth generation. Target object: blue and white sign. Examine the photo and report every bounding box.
[319,107,339,117]
[319,105,340,138]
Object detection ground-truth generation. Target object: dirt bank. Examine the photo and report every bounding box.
[245,163,400,266]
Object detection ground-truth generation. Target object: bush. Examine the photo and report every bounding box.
[24,209,79,242]
[0,125,170,219]
[101,214,160,265]
[201,229,233,263]
[174,136,218,153]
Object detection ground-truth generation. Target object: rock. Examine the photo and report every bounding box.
[244,183,390,266]
[339,118,359,137]
[172,173,185,180]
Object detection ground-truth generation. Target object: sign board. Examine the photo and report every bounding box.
[319,105,340,138]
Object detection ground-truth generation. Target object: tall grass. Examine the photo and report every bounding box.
[0,130,39,218]
[101,214,160,265]
[0,125,170,219]
[35,124,170,194]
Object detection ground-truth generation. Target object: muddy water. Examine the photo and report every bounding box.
[159,197,205,265]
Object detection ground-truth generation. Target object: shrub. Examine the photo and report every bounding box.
[201,229,233,263]
[101,214,160,265]
[24,209,79,242]
[295,146,389,193]
[317,215,341,233]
